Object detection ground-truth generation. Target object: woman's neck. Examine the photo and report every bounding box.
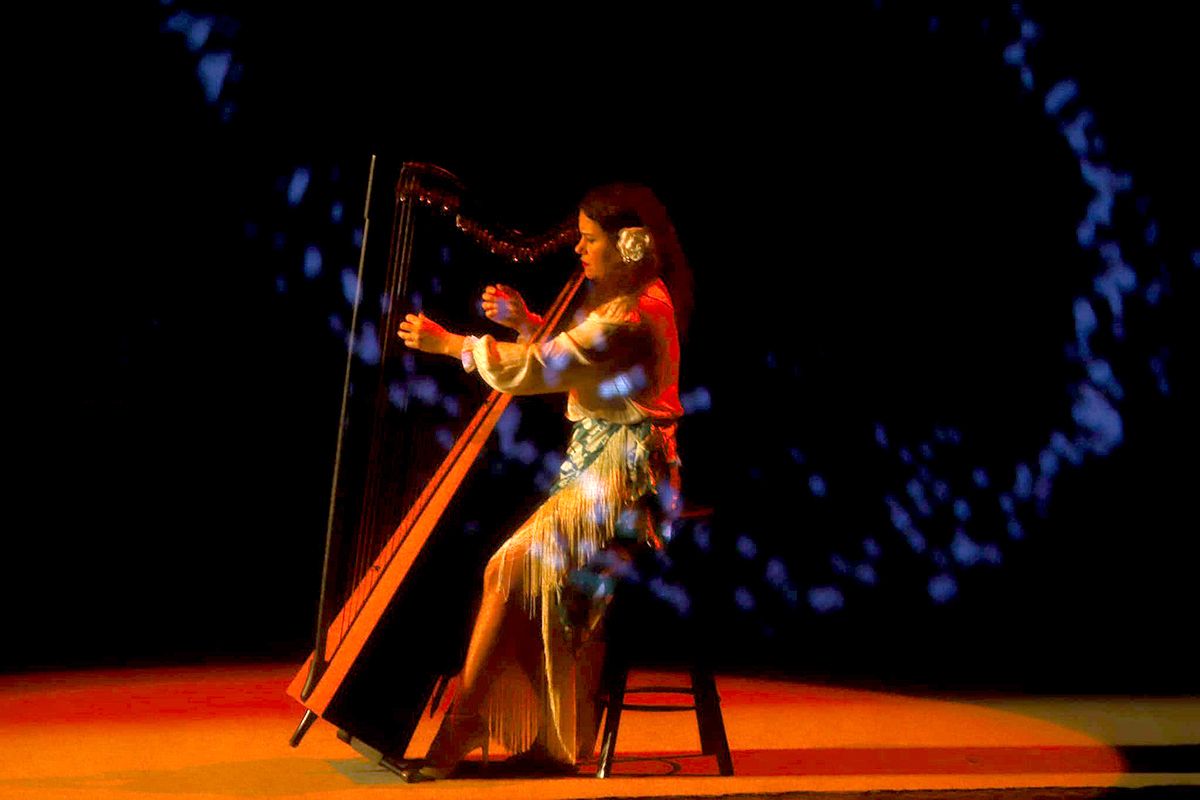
[589,268,657,305]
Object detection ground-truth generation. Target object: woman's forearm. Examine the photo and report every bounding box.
[441,332,466,358]
[516,313,545,343]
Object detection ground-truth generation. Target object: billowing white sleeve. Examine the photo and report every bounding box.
[459,314,633,396]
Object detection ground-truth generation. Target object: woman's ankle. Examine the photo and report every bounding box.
[424,711,489,773]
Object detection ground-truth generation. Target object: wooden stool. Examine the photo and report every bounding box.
[594,508,733,778]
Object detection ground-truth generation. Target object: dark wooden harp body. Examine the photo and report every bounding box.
[287,161,582,757]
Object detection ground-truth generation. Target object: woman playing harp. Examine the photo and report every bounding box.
[394,183,692,780]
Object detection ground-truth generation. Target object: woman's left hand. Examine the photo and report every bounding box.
[397,312,452,355]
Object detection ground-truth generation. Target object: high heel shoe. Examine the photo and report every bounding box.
[396,711,489,783]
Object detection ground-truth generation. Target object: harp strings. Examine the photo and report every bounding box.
[342,173,422,641]
[318,163,581,659]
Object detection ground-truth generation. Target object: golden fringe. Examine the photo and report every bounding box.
[521,424,640,616]
[481,427,638,764]
[479,597,607,763]
[484,661,540,757]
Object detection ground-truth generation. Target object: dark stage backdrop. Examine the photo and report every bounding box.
[13,3,1197,695]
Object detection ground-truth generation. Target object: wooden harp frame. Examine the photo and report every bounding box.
[286,160,583,757]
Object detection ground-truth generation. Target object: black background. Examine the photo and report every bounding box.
[12,2,1198,695]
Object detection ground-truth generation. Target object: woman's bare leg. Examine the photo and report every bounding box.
[454,533,540,713]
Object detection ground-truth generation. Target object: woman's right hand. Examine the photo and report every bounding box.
[482,283,535,333]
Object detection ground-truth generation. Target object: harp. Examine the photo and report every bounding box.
[286,159,584,758]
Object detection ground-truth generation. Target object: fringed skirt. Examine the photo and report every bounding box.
[480,416,681,764]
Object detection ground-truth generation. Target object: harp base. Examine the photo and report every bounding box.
[340,730,387,765]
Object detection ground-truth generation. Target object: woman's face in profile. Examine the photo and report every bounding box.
[575,211,622,285]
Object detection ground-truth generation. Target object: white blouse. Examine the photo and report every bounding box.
[461,279,683,424]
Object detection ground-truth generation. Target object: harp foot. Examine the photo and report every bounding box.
[289,709,319,748]
[380,756,427,776]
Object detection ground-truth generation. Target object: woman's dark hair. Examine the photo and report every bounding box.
[580,183,694,339]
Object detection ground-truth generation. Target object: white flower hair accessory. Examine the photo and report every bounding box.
[617,227,652,264]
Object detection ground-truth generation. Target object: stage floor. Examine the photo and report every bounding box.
[0,663,1196,799]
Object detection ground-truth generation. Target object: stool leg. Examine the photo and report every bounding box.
[691,666,734,776]
[596,665,628,778]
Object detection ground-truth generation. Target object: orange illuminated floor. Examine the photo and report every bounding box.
[0,663,1196,799]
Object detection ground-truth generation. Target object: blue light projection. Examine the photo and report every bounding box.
[649,577,690,615]
[406,375,439,407]
[239,5,1189,629]
[1002,41,1024,67]
[598,365,647,400]
[808,586,843,613]
[951,530,982,567]
[1145,279,1163,306]
[1073,298,1098,355]
[303,246,322,279]
[1085,359,1122,400]
[197,52,231,103]
[387,380,406,409]
[886,496,912,534]
[1043,79,1077,115]
[736,535,757,559]
[1014,463,1033,501]
[1071,384,1123,456]
[160,7,241,120]
[681,387,712,413]
[928,574,957,604]
[340,268,358,305]
[354,322,380,366]
[287,168,311,207]
[734,587,756,611]
[935,427,961,445]
[1050,431,1084,466]
[534,451,565,493]
[1007,519,1024,540]
[906,479,932,517]
[493,406,538,466]
[765,558,788,588]
[1149,355,1169,395]
[163,9,212,51]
